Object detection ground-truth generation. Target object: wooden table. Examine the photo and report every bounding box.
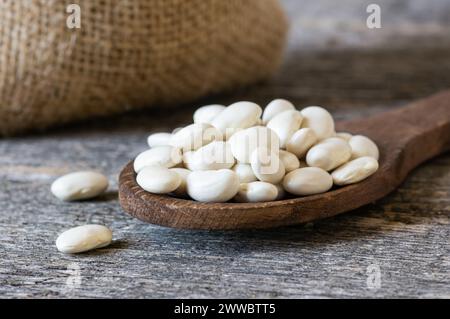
[1,1,449,298]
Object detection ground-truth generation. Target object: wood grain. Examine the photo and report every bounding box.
[0,0,449,298]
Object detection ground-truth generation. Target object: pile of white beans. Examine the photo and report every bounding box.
[49,99,379,253]
[135,99,380,203]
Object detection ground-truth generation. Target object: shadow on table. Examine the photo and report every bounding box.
[146,196,436,253]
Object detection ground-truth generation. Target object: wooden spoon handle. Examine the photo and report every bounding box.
[341,90,450,182]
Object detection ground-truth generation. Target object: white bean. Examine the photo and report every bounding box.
[193,104,225,124]
[211,101,262,139]
[136,166,181,194]
[183,141,235,171]
[182,151,195,169]
[300,106,335,140]
[349,135,379,160]
[235,182,278,203]
[274,183,286,200]
[279,150,300,173]
[286,128,318,159]
[229,126,280,163]
[267,110,303,148]
[299,160,308,168]
[232,163,258,183]
[147,132,172,148]
[56,225,112,254]
[132,99,381,203]
[51,171,108,201]
[306,137,352,171]
[332,156,379,186]
[186,169,240,202]
[283,167,333,196]
[133,146,182,173]
[250,147,285,184]
[262,99,295,125]
[170,168,191,197]
[335,132,353,142]
[170,123,222,151]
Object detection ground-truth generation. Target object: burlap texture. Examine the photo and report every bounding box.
[0,0,288,135]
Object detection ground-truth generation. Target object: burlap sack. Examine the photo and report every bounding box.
[0,0,287,135]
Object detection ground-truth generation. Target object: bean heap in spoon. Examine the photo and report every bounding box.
[134,100,379,203]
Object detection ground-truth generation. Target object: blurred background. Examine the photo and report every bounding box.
[285,0,450,50]
[84,0,450,127]
[210,0,450,123]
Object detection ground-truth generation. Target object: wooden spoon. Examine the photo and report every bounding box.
[119,91,450,230]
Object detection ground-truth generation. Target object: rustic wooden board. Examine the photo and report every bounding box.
[0,0,449,298]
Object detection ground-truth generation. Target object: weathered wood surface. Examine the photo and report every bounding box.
[1,0,449,298]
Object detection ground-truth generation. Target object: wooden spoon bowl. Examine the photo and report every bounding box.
[119,91,450,230]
